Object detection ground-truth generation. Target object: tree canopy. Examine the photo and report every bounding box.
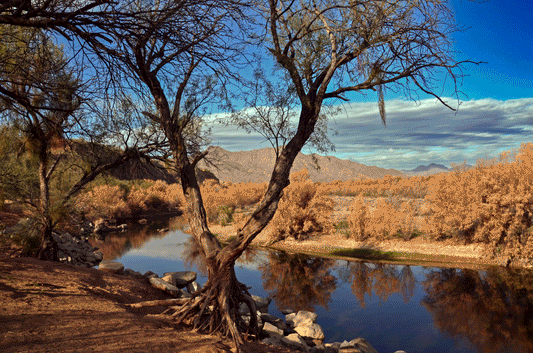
[1,0,480,350]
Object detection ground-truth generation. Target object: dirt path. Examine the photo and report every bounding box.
[0,256,292,353]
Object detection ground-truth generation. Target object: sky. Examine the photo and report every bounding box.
[206,0,533,171]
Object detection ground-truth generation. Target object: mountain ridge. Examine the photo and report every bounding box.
[197,146,405,183]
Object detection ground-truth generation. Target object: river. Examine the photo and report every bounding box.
[95,221,533,353]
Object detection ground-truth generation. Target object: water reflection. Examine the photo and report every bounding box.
[99,226,533,353]
[259,251,337,312]
[93,219,174,260]
[181,234,260,276]
[338,261,417,307]
[421,267,533,353]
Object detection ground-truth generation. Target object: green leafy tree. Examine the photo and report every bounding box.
[0,26,82,259]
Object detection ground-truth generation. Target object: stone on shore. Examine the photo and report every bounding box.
[286,312,296,326]
[295,322,325,341]
[263,322,284,337]
[162,271,197,288]
[53,232,103,267]
[98,260,124,275]
[261,313,287,330]
[293,310,318,327]
[242,311,264,332]
[143,271,158,278]
[252,294,271,313]
[337,338,378,353]
[281,333,309,352]
[149,277,183,297]
[187,281,201,294]
[238,295,270,315]
[124,268,143,278]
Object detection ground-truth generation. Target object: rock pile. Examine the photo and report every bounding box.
[53,232,103,267]
[97,261,406,353]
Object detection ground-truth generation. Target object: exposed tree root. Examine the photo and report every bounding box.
[130,270,260,353]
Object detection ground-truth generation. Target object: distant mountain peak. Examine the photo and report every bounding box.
[408,163,449,174]
[198,146,404,183]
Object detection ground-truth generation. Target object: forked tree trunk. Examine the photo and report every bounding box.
[169,122,318,351]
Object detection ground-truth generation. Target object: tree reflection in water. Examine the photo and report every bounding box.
[182,236,258,276]
[259,251,337,312]
[339,261,417,308]
[421,267,533,353]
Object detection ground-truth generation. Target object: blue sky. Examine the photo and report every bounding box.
[208,0,533,171]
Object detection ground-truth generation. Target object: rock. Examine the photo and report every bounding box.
[340,341,354,349]
[325,342,340,353]
[53,232,102,267]
[261,336,283,349]
[149,277,182,297]
[286,312,297,327]
[242,311,264,332]
[162,271,197,288]
[263,322,284,337]
[180,291,193,298]
[124,268,143,278]
[295,323,325,341]
[238,303,251,316]
[281,333,309,352]
[349,338,378,353]
[252,295,271,313]
[93,218,108,234]
[98,260,124,275]
[310,344,326,353]
[187,281,201,294]
[293,310,318,327]
[393,351,408,353]
[261,313,287,330]
[281,308,294,315]
[143,271,158,278]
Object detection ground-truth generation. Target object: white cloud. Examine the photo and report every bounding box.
[207,97,533,170]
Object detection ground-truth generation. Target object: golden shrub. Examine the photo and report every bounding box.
[200,180,266,225]
[75,184,130,220]
[75,179,184,221]
[270,169,334,241]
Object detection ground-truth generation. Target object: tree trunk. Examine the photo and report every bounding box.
[36,142,58,261]
[171,254,258,351]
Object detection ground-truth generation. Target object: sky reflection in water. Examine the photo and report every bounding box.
[105,228,533,353]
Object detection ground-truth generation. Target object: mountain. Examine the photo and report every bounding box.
[196,146,404,183]
[401,163,450,176]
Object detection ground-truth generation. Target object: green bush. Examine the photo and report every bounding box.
[218,205,235,226]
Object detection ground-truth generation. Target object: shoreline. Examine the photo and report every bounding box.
[208,223,519,270]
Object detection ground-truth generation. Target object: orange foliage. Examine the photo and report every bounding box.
[270,169,334,241]
[75,180,184,221]
[200,180,266,224]
[343,142,533,263]
[423,143,533,261]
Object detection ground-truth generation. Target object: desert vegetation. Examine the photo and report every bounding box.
[0,0,491,349]
[204,143,533,266]
[341,143,533,264]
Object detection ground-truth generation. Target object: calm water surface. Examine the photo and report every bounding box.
[98,225,533,353]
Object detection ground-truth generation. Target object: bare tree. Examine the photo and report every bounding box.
[2,0,481,350]
[128,1,480,351]
[0,24,166,259]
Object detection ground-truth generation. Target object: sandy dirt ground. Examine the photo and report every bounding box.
[0,253,292,353]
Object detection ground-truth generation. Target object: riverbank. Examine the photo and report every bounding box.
[0,254,292,353]
[209,223,513,270]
